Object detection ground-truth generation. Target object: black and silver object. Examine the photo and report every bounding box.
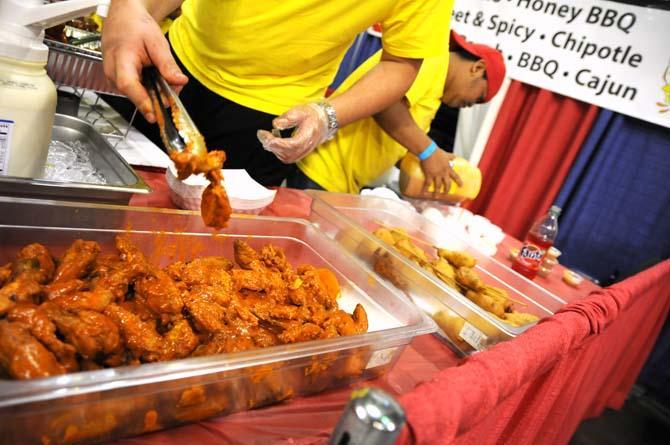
[317,100,339,141]
[328,387,406,445]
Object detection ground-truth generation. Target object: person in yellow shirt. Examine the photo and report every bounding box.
[293,32,506,194]
[101,0,454,186]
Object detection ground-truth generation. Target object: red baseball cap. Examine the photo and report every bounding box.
[449,31,506,102]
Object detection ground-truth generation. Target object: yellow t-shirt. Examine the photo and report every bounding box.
[298,49,450,193]
[169,0,453,115]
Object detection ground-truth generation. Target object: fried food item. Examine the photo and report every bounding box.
[465,290,507,318]
[432,310,472,352]
[481,285,513,313]
[167,256,234,287]
[151,78,232,229]
[201,167,232,229]
[395,239,429,266]
[135,271,184,317]
[437,248,476,268]
[1,236,374,445]
[373,228,396,246]
[7,303,78,372]
[14,243,56,284]
[373,250,408,290]
[430,258,456,288]
[0,243,55,315]
[373,227,429,267]
[50,288,115,313]
[44,279,86,300]
[371,224,540,330]
[45,305,123,363]
[389,227,411,244]
[0,320,66,379]
[502,311,539,327]
[0,236,366,381]
[455,267,485,291]
[53,240,100,283]
[0,278,43,316]
[0,263,12,287]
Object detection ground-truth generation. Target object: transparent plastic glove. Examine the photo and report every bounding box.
[257,103,331,164]
[420,149,463,196]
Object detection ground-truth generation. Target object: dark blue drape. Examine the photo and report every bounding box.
[554,111,670,285]
[329,32,382,91]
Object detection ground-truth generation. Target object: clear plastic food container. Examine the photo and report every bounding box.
[0,197,434,445]
[306,191,567,355]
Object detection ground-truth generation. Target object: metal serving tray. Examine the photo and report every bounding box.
[45,39,119,95]
[0,114,150,205]
[0,197,433,445]
[306,191,567,355]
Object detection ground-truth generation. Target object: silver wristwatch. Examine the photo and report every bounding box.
[317,101,339,141]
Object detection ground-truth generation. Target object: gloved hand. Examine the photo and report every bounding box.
[420,149,463,196]
[257,103,333,164]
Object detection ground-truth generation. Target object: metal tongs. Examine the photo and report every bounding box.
[142,66,206,158]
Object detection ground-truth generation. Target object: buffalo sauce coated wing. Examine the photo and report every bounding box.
[0,236,367,380]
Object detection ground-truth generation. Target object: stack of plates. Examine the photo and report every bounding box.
[166,166,276,215]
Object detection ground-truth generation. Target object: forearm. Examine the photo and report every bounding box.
[131,0,184,21]
[373,101,432,155]
[329,50,421,127]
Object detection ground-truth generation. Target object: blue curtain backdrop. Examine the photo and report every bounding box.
[329,32,382,91]
[554,110,670,285]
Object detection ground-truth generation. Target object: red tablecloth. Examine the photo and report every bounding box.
[113,169,669,445]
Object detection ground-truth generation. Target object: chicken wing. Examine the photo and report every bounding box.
[45,305,122,362]
[90,253,136,301]
[53,239,101,283]
[50,288,114,313]
[14,243,56,284]
[0,244,53,314]
[183,290,227,334]
[322,304,368,337]
[0,278,43,316]
[277,321,323,344]
[105,304,197,362]
[0,262,12,287]
[104,303,162,362]
[134,270,184,317]
[7,303,78,372]
[234,240,264,271]
[115,235,152,276]
[0,234,369,412]
[44,279,87,300]
[160,318,199,360]
[168,256,234,289]
[0,320,66,379]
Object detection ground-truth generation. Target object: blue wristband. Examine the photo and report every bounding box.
[418,141,438,161]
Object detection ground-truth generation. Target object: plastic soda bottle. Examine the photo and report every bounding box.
[512,205,561,280]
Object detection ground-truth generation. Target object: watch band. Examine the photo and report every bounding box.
[317,101,339,141]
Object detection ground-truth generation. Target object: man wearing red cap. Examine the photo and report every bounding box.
[292,31,506,194]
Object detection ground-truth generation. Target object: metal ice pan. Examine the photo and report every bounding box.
[0,114,150,205]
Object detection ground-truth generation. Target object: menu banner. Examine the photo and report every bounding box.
[451,0,670,127]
